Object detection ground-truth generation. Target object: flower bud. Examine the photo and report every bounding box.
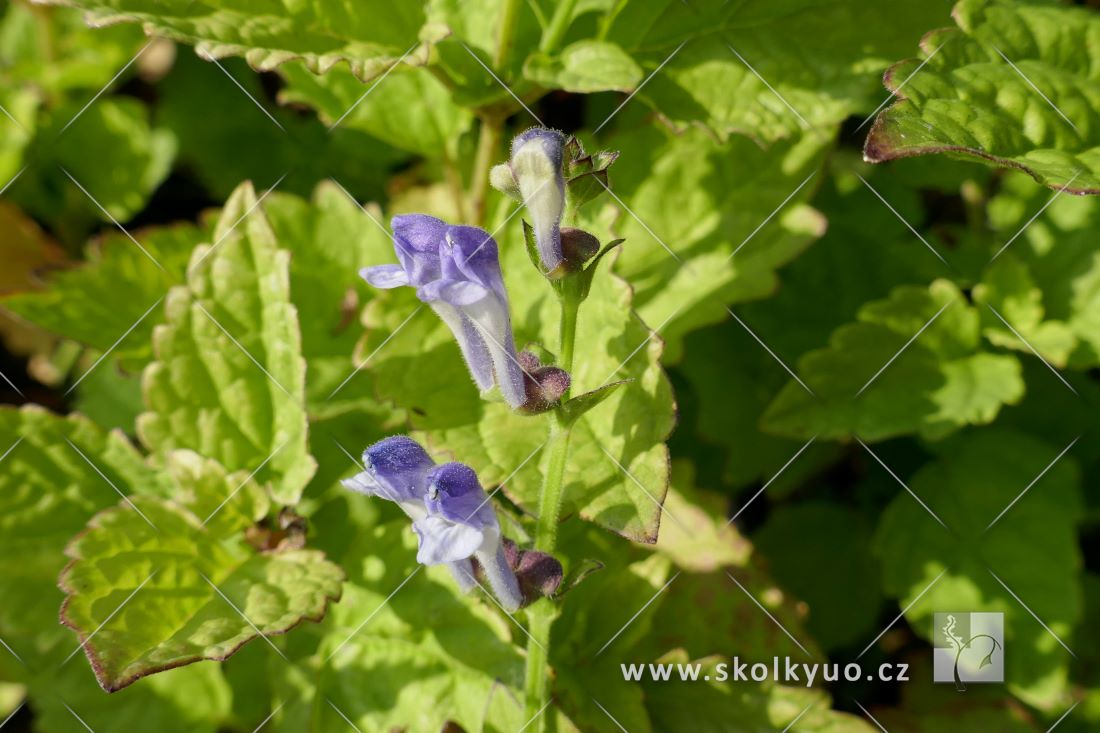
[509,127,566,273]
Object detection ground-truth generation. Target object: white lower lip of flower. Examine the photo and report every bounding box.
[513,143,564,271]
[459,296,526,408]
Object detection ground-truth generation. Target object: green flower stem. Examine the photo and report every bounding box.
[470,114,503,226]
[522,283,583,730]
[540,0,577,54]
[494,0,523,69]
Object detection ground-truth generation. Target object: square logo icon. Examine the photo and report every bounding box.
[933,612,1004,686]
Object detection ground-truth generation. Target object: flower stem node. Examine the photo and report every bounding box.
[516,350,571,414]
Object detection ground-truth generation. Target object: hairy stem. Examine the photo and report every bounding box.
[522,286,582,730]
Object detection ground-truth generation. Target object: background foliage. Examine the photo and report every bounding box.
[0,0,1097,731]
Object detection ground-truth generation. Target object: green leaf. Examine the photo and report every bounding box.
[364,231,674,543]
[550,0,952,142]
[524,40,643,93]
[28,662,232,733]
[643,655,877,733]
[560,379,630,425]
[0,406,167,662]
[974,173,1100,368]
[864,0,1100,193]
[278,66,473,158]
[762,280,1025,442]
[291,520,529,732]
[0,86,35,185]
[753,502,883,651]
[11,97,176,225]
[138,182,315,505]
[263,181,395,417]
[157,53,407,201]
[1,222,198,370]
[60,489,342,691]
[873,429,1083,709]
[42,0,434,82]
[603,122,828,361]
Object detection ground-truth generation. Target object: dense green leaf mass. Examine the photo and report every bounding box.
[763,280,1025,441]
[874,429,1083,709]
[865,0,1100,192]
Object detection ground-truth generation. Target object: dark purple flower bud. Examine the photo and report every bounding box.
[361,215,527,408]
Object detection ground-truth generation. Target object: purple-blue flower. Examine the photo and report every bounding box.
[361,215,527,408]
[508,128,566,273]
[341,436,522,611]
[414,462,521,612]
